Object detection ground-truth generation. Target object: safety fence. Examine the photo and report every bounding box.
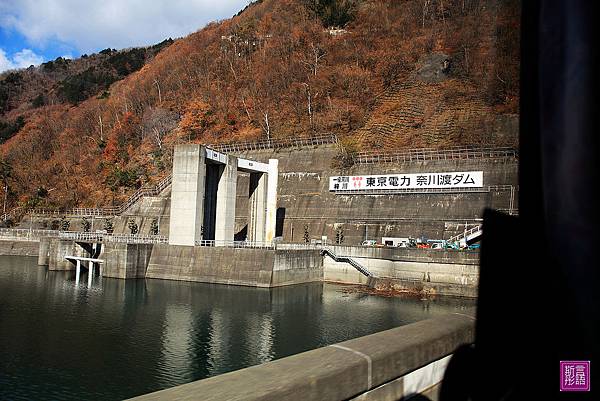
[447,224,483,244]
[353,146,518,164]
[209,133,339,153]
[195,239,276,249]
[29,175,172,218]
[332,184,517,196]
[58,231,168,244]
[0,228,61,241]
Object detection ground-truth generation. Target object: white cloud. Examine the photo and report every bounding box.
[0,0,248,54]
[0,48,44,72]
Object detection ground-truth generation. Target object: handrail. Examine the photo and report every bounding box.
[208,133,338,153]
[29,175,173,218]
[195,239,275,249]
[58,231,168,244]
[354,146,518,164]
[321,247,373,277]
[0,228,62,241]
[332,184,517,196]
[448,224,483,243]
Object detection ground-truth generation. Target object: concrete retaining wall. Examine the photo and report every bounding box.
[47,239,88,271]
[102,243,154,279]
[272,250,323,286]
[233,145,518,245]
[146,245,275,287]
[0,240,39,257]
[128,313,475,401]
[146,245,322,287]
[17,195,171,237]
[327,245,479,264]
[323,247,479,297]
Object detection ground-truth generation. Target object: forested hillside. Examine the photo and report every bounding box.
[0,0,519,213]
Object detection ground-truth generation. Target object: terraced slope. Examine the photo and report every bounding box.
[354,79,502,151]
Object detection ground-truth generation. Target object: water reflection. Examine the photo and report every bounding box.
[0,256,475,400]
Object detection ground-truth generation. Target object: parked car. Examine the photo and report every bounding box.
[445,242,460,250]
[361,239,377,246]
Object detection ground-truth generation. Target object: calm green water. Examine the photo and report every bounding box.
[0,255,475,400]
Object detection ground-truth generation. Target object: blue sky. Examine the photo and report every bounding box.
[0,0,248,72]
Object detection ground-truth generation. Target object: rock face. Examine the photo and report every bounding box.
[414,53,451,83]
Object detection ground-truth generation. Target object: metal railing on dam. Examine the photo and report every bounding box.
[0,229,168,244]
[58,231,168,244]
[208,133,339,153]
[354,146,518,164]
[28,174,172,218]
[0,228,61,241]
[128,313,475,401]
[195,239,277,249]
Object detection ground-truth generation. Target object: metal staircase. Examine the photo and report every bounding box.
[447,224,483,248]
[321,248,373,277]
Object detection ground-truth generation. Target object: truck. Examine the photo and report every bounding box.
[427,239,446,250]
[382,237,411,247]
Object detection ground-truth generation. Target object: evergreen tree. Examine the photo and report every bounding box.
[82,217,91,232]
[128,219,138,235]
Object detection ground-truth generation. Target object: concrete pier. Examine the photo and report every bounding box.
[215,155,238,243]
[265,159,279,241]
[168,145,278,246]
[168,145,206,246]
[248,172,267,242]
[102,243,154,279]
[48,239,88,271]
[37,237,51,265]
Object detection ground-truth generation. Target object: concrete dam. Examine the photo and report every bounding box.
[4,140,518,296]
[23,142,518,244]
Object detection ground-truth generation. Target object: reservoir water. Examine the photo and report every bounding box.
[0,255,475,400]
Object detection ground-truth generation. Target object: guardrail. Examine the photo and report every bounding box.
[209,133,339,153]
[448,224,483,244]
[333,184,518,196]
[354,146,518,164]
[58,231,168,244]
[0,228,61,241]
[29,175,173,218]
[195,240,276,249]
[275,243,325,250]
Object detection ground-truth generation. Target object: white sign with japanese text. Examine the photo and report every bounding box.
[329,171,484,191]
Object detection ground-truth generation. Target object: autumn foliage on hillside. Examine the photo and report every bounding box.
[0,0,520,212]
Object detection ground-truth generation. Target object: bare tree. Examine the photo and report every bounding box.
[153,79,162,104]
[302,83,319,129]
[261,111,271,142]
[422,0,431,28]
[97,114,104,141]
[142,107,178,150]
[302,43,326,77]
